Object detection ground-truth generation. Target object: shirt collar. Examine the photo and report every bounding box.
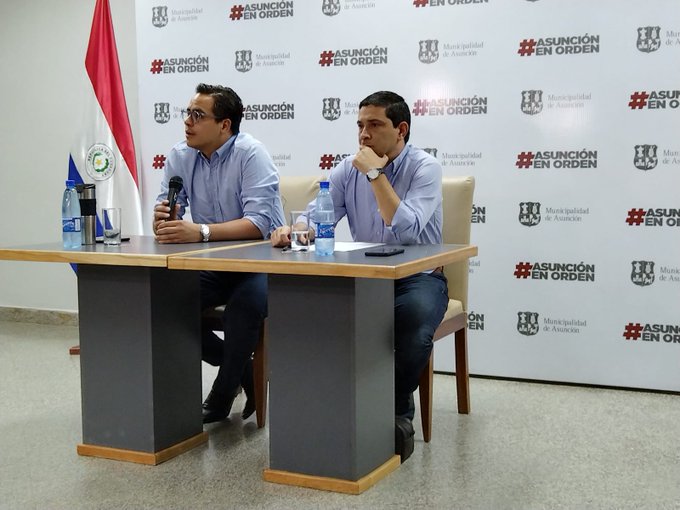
[384,144,410,177]
[198,133,238,163]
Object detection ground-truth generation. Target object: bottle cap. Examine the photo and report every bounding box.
[320,181,330,189]
[66,179,75,187]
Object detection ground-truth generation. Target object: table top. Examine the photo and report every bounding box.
[167,242,478,279]
[0,236,268,267]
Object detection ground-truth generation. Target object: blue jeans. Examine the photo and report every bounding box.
[394,271,449,420]
[200,271,267,397]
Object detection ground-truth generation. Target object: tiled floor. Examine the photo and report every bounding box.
[1,319,679,509]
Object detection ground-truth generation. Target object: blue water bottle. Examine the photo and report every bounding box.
[62,179,82,249]
[315,181,335,256]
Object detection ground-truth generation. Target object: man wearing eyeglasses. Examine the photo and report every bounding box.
[153,83,285,424]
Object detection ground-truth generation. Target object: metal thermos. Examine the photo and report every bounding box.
[76,183,97,245]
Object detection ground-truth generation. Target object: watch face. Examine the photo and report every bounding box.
[367,168,380,180]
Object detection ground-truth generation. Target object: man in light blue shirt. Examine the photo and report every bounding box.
[154,83,284,424]
[271,91,448,461]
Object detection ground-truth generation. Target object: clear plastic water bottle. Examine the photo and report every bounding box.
[314,181,335,256]
[62,179,82,249]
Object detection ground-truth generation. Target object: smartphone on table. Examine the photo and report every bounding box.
[364,247,405,257]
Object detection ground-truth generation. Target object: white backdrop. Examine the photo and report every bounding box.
[135,0,680,391]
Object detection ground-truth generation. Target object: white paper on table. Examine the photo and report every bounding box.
[307,242,383,252]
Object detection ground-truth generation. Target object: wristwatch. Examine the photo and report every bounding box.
[366,168,384,182]
[199,223,211,242]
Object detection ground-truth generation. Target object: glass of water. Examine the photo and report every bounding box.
[289,210,311,252]
[102,208,122,246]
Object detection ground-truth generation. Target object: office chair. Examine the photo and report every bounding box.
[203,175,321,428]
[418,176,475,442]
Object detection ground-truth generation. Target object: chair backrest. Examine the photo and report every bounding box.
[442,176,475,311]
[279,175,322,218]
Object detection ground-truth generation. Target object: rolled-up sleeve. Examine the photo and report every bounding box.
[388,158,442,244]
[239,142,284,238]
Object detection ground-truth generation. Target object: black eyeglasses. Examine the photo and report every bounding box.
[180,109,218,124]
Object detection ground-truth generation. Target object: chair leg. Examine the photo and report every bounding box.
[455,327,470,414]
[418,352,434,443]
[253,320,268,428]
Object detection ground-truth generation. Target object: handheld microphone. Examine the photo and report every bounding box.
[167,176,183,220]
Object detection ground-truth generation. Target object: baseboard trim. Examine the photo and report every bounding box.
[0,306,78,327]
[434,371,680,396]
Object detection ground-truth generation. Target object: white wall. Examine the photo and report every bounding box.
[0,0,139,312]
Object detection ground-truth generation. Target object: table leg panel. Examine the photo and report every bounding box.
[268,275,394,481]
[77,265,202,453]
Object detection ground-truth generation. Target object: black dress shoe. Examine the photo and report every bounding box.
[202,388,239,424]
[395,417,415,462]
[241,357,256,420]
[241,398,256,420]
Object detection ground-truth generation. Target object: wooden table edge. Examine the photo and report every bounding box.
[168,244,478,279]
[0,239,270,267]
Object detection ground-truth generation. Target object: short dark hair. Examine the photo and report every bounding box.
[195,83,244,133]
[359,91,411,143]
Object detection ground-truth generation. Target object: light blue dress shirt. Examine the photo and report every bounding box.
[157,132,285,238]
[307,144,443,245]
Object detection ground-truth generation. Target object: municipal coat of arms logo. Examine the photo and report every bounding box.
[235,50,253,73]
[636,26,661,53]
[85,143,116,181]
[517,312,539,336]
[519,202,541,226]
[322,0,341,16]
[631,261,655,287]
[422,148,438,158]
[154,102,170,124]
[322,98,341,121]
[418,40,439,64]
[521,90,543,115]
[633,144,658,171]
[152,6,168,28]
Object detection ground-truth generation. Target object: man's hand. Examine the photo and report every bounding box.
[155,219,202,244]
[270,225,292,247]
[153,200,179,233]
[154,200,200,244]
[353,146,389,175]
